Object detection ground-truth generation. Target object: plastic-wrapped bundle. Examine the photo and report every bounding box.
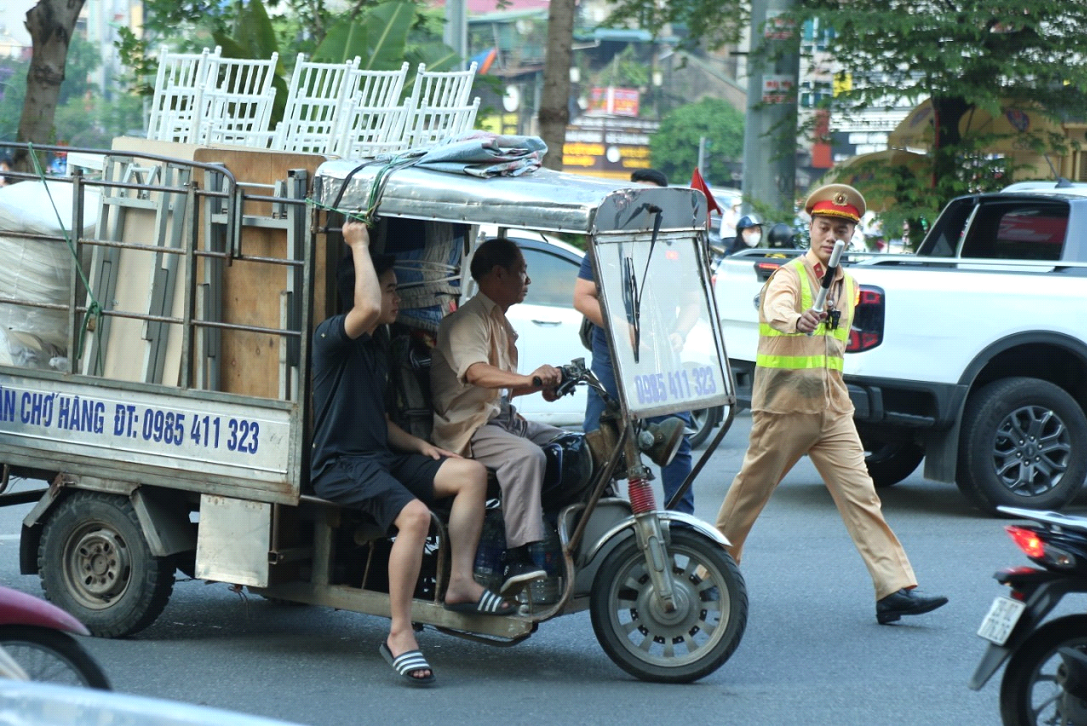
[0,181,99,368]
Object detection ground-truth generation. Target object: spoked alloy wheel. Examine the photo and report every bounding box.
[0,626,110,689]
[957,378,1087,513]
[686,407,722,449]
[1000,615,1087,726]
[590,529,747,683]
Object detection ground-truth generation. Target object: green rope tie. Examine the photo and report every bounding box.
[27,142,104,372]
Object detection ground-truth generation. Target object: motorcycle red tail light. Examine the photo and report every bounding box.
[1006,525,1045,559]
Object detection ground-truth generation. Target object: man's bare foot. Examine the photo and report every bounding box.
[443,576,516,615]
[443,577,489,607]
[385,631,431,681]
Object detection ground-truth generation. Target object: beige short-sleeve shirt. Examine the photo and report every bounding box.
[430,292,519,455]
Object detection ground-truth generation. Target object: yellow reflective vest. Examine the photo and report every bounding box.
[751,256,855,415]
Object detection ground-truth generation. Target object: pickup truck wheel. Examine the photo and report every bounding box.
[37,491,174,638]
[686,407,722,449]
[957,378,1087,513]
[862,438,924,488]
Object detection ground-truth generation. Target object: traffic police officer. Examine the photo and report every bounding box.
[713,183,948,624]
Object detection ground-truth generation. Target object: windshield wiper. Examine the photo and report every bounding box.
[624,204,664,364]
[622,256,640,362]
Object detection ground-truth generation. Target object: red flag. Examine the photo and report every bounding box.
[690,168,722,228]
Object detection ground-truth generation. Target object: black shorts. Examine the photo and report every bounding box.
[312,452,444,534]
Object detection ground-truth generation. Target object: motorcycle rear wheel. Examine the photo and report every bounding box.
[999,614,1087,725]
[589,528,747,683]
[0,625,110,689]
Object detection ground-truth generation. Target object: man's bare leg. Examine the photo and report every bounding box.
[433,458,497,605]
[386,499,432,680]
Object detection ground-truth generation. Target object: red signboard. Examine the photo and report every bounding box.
[588,87,641,118]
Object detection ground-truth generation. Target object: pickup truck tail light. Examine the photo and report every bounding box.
[848,285,884,352]
[754,260,783,281]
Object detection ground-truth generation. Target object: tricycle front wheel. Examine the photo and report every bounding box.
[589,528,747,683]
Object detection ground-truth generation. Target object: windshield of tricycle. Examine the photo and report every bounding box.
[591,228,732,420]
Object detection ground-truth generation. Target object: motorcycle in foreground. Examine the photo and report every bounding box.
[0,585,110,688]
[970,506,1087,725]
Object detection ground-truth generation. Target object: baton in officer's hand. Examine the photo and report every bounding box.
[807,239,846,336]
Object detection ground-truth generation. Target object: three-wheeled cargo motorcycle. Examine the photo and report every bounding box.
[0,140,744,683]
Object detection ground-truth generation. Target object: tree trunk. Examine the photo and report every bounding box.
[930,95,970,188]
[16,0,86,169]
[538,0,574,171]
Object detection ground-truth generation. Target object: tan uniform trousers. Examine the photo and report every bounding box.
[714,409,917,601]
[469,403,561,549]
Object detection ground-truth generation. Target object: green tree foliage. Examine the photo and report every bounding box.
[650,97,744,186]
[795,1,1087,243]
[596,46,649,90]
[0,33,140,145]
[603,0,746,53]
[55,94,145,148]
[0,61,28,141]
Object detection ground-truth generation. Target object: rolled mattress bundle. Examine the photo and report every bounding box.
[0,180,99,370]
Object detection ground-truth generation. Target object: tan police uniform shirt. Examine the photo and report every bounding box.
[752,249,855,416]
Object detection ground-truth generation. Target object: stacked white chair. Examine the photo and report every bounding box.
[402,62,480,150]
[262,54,362,153]
[198,53,280,147]
[333,62,412,158]
[146,46,222,143]
[145,50,481,156]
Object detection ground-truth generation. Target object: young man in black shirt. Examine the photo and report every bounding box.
[311,220,513,687]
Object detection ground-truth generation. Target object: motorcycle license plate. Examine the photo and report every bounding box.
[977,596,1026,645]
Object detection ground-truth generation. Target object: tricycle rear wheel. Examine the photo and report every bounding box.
[38,491,174,638]
[589,528,747,683]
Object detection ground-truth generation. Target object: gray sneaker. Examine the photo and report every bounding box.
[500,560,546,595]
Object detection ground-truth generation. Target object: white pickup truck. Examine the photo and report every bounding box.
[715,185,1087,513]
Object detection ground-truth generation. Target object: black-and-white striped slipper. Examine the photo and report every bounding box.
[443,589,516,616]
[379,642,436,687]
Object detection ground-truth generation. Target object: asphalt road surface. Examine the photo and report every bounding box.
[3,411,1077,725]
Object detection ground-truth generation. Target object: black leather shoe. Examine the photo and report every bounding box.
[876,588,948,624]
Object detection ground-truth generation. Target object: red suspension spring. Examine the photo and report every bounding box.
[628,476,657,514]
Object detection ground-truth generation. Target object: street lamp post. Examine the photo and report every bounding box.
[443,0,468,69]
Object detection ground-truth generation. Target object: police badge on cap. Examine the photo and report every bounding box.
[804,184,866,224]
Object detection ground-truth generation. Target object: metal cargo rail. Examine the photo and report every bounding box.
[0,143,315,507]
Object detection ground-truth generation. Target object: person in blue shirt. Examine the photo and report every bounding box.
[572,169,695,514]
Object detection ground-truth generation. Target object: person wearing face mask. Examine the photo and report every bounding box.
[722,214,763,255]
